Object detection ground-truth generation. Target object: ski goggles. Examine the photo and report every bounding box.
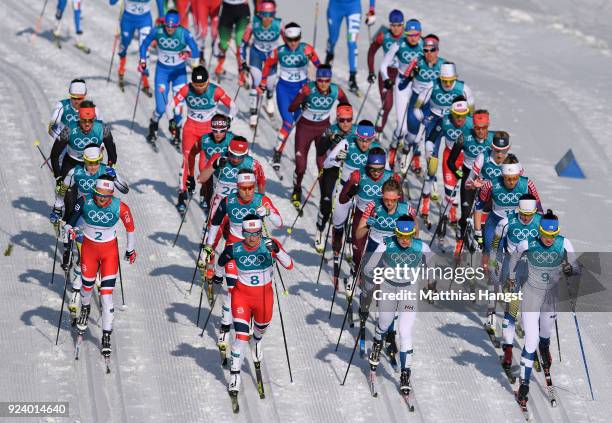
[539,220,560,237]
[395,222,416,237]
[93,189,114,198]
[242,229,262,238]
[367,166,385,174]
[316,78,331,83]
[259,11,275,18]
[423,47,437,53]
[69,94,86,100]
[211,127,227,134]
[192,81,208,89]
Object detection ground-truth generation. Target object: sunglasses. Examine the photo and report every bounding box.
[286,37,300,42]
[94,191,113,198]
[259,12,275,17]
[368,167,385,173]
[337,118,352,123]
[192,82,208,89]
[243,230,262,237]
[423,48,437,53]
[212,128,227,133]
[317,78,331,83]
[70,95,85,101]
[406,32,421,37]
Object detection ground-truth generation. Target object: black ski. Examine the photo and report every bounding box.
[514,391,531,421]
[75,43,91,54]
[484,322,501,348]
[543,368,558,407]
[499,355,517,384]
[229,390,239,413]
[254,361,265,399]
[402,389,415,412]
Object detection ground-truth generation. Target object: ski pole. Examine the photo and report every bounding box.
[273,275,293,382]
[172,193,194,247]
[34,140,53,173]
[564,272,594,400]
[188,206,213,295]
[286,169,323,235]
[31,0,50,41]
[263,222,289,295]
[196,272,207,326]
[49,229,60,285]
[555,319,561,362]
[106,3,122,83]
[429,180,460,247]
[129,76,143,132]
[328,206,353,318]
[312,2,320,50]
[250,93,264,148]
[118,248,126,307]
[233,84,241,102]
[354,81,372,123]
[373,88,391,131]
[199,283,218,336]
[315,170,343,290]
[55,240,73,345]
[340,325,360,385]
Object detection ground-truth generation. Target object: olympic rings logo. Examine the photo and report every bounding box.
[238,254,266,266]
[497,192,521,203]
[419,69,439,80]
[87,210,114,224]
[206,146,225,155]
[533,251,559,264]
[447,128,463,140]
[350,153,367,165]
[231,207,256,220]
[65,114,79,122]
[159,38,180,49]
[78,178,96,191]
[187,96,211,107]
[221,167,238,179]
[362,184,381,197]
[512,228,538,240]
[281,54,302,66]
[310,96,334,108]
[376,216,396,228]
[467,144,487,155]
[257,30,278,42]
[434,92,454,104]
[400,51,418,62]
[485,167,501,178]
[73,136,98,149]
[390,252,417,263]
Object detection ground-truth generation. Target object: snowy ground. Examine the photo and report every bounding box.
[1,0,611,422]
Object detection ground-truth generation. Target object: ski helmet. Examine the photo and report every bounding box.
[518,194,537,216]
[404,19,422,35]
[94,175,115,196]
[229,136,249,156]
[389,9,404,25]
[165,9,180,28]
[192,66,209,84]
[69,79,87,98]
[395,215,416,237]
[450,96,469,117]
[367,146,386,166]
[336,103,353,120]
[440,62,457,81]
[492,131,510,150]
[78,100,96,120]
[211,113,229,132]
[423,34,439,49]
[284,22,302,40]
[242,214,263,234]
[539,210,560,237]
[356,120,376,140]
[316,64,332,80]
[257,0,276,15]
[83,145,103,165]
[473,110,490,127]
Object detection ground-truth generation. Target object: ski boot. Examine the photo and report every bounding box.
[176,191,187,216]
[410,155,422,177]
[399,148,411,175]
[539,339,552,371]
[249,113,258,128]
[228,370,241,413]
[75,32,91,54]
[168,119,180,147]
[291,185,302,211]
[76,304,91,332]
[449,205,458,226]
[368,339,382,370]
[324,51,334,66]
[146,119,158,142]
[265,93,275,116]
[101,330,112,358]
[400,368,412,394]
[384,330,399,369]
[314,226,325,253]
[199,196,209,217]
[420,196,432,230]
[348,72,361,96]
[141,76,153,97]
[68,288,80,321]
[516,381,529,414]
[501,344,516,383]
[217,324,231,366]
[485,310,500,347]
[117,56,126,91]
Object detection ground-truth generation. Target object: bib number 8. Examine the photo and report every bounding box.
[250,275,260,285]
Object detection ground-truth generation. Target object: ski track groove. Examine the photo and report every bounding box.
[2,1,610,422]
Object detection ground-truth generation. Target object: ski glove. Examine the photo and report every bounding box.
[256,82,266,95]
[124,250,137,264]
[137,59,147,74]
[365,9,376,26]
[213,156,227,170]
[474,230,483,249]
[212,275,224,285]
[367,72,377,84]
[240,62,250,73]
[335,149,347,161]
[562,262,574,277]
[63,224,77,242]
[187,176,196,194]
[455,168,464,179]
[203,245,214,264]
[346,182,359,198]
[265,238,279,254]
[330,133,344,144]
[256,206,270,217]
[384,78,394,89]
[105,166,117,179]
[50,207,62,225]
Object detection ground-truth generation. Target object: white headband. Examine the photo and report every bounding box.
[518,199,537,213]
[242,219,262,231]
[285,27,301,39]
[69,81,87,96]
[237,173,256,186]
[95,179,115,192]
[502,163,521,175]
